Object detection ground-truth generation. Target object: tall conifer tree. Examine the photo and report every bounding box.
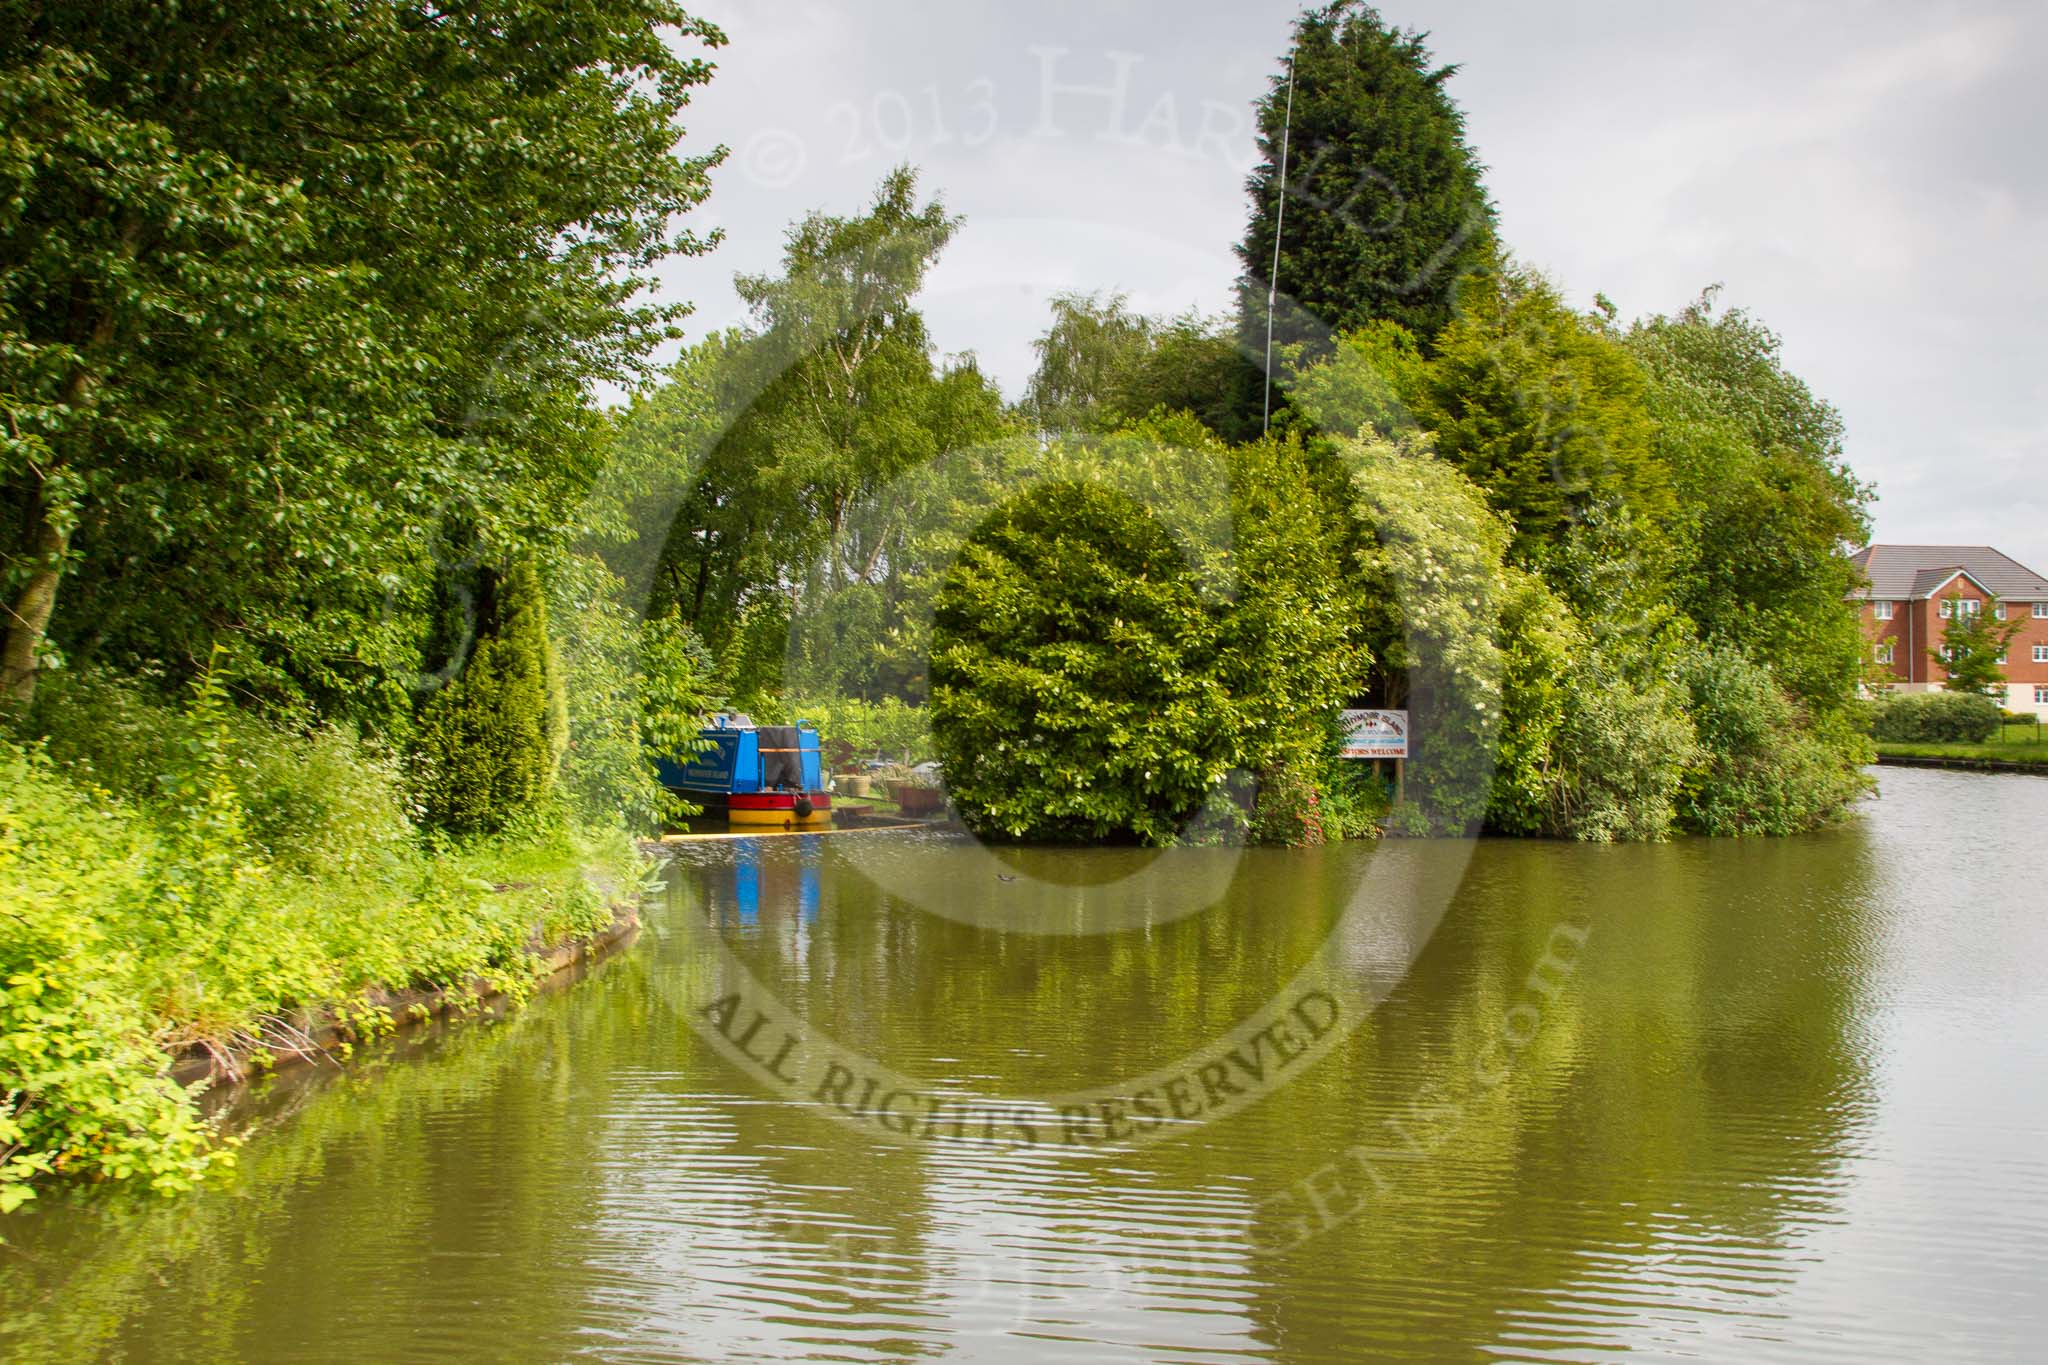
[1237,2,1497,365]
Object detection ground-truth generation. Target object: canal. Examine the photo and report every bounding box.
[4,767,2046,1361]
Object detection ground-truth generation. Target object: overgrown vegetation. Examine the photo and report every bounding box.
[3,671,637,1213]
[1,1,725,1213]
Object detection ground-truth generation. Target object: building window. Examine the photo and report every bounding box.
[2036,645,2048,664]
[2036,603,2048,619]
[1996,602,2008,620]
[2037,685,2048,705]
[1940,599,1952,619]
[1940,646,1957,662]
[1873,600,1894,620]
[1875,641,1895,665]
[1998,652,2009,665]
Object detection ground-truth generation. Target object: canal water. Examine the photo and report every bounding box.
[5,767,2047,1362]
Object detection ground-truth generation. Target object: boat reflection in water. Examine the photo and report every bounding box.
[727,835,823,929]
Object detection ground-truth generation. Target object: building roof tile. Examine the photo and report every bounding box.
[1850,545,2048,601]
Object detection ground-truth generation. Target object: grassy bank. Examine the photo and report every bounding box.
[1876,741,2048,767]
[0,677,645,1216]
[1876,720,2048,768]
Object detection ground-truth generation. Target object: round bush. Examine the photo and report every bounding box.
[1869,691,2001,744]
[929,481,1236,843]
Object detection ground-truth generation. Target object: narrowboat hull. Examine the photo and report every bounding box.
[724,790,834,829]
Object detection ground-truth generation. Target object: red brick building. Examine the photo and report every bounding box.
[1849,545,2048,716]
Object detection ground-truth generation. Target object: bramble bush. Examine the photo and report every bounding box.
[25,667,416,880]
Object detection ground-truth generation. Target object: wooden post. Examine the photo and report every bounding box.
[1394,757,1405,804]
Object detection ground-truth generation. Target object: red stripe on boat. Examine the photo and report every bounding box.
[728,792,832,811]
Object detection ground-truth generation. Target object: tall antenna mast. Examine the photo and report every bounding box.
[1262,47,1298,437]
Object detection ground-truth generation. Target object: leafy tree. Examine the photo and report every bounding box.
[1933,592,2024,699]
[549,552,718,831]
[1399,270,1673,578]
[646,168,1010,700]
[1486,567,1577,835]
[1021,292,1153,436]
[1678,643,1871,835]
[1333,432,1509,834]
[1215,426,1368,785]
[412,561,568,835]
[1115,313,1265,443]
[723,165,989,587]
[1021,300,1259,443]
[1626,292,1872,712]
[1236,0,1497,364]
[0,0,725,711]
[1285,269,1675,610]
[924,416,1360,843]
[930,479,1235,844]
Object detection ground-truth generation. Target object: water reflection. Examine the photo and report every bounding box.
[5,772,2046,1361]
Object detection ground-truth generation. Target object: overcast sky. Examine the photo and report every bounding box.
[654,0,2048,574]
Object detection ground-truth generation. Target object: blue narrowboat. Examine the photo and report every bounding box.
[656,713,833,829]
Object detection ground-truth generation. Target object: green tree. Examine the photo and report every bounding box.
[1021,292,1153,437]
[413,561,568,835]
[548,552,718,832]
[1115,313,1263,442]
[1332,432,1509,834]
[1021,300,1258,444]
[724,165,980,585]
[1933,593,2024,699]
[1236,0,1497,364]
[1678,642,1871,836]
[1400,270,1673,578]
[646,168,1009,700]
[1626,291,1872,713]
[930,479,1235,844]
[0,0,725,712]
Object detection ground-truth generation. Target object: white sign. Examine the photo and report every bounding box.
[1338,709,1409,759]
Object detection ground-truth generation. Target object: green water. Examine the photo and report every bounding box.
[6,766,2047,1362]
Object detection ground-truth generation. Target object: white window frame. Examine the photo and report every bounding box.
[1874,641,1894,665]
[1996,602,2008,620]
[2036,645,2048,664]
[2037,685,2048,704]
[1940,599,1953,619]
[1873,600,1894,620]
[1997,651,2009,665]
[2035,603,2048,619]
